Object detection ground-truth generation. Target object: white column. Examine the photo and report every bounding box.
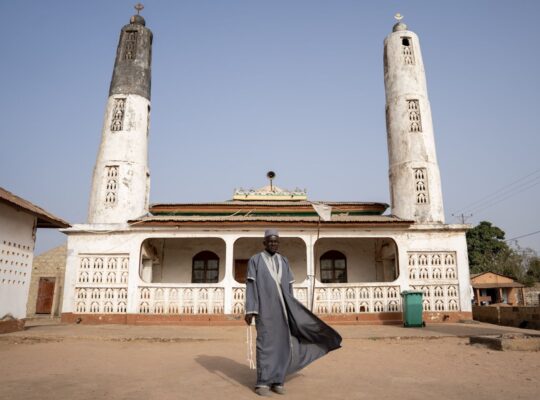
[456,234,473,312]
[305,234,315,310]
[50,278,60,318]
[141,259,153,282]
[393,236,409,293]
[223,236,236,314]
[61,236,79,314]
[126,239,142,314]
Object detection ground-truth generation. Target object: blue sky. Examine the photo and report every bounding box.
[1,0,539,255]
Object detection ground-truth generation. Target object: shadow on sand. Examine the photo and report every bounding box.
[196,355,254,388]
[196,355,303,390]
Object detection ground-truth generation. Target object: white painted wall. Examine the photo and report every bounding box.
[0,203,36,319]
[384,26,445,223]
[399,225,472,312]
[62,224,471,314]
[61,228,143,314]
[88,94,150,224]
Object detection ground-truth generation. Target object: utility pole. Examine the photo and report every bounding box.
[452,213,473,224]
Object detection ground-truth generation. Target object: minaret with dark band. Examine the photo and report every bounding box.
[88,7,152,224]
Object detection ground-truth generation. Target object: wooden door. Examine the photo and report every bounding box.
[234,259,249,283]
[36,277,55,314]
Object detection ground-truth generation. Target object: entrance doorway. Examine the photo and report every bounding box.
[234,259,248,283]
[36,277,55,314]
[233,237,307,283]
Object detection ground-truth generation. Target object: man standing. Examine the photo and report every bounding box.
[245,229,342,396]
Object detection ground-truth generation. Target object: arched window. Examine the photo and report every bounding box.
[320,251,347,283]
[192,251,219,283]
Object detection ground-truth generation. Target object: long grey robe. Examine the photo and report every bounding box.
[245,251,342,387]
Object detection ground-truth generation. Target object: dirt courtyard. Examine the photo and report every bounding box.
[0,323,538,400]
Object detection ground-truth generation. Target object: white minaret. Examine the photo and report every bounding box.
[88,9,152,224]
[384,15,445,224]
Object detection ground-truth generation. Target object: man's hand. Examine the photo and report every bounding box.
[245,313,255,325]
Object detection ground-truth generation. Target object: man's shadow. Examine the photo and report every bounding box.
[196,355,254,388]
[196,355,302,389]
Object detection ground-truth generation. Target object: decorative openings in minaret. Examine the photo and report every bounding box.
[110,98,126,132]
[401,37,415,65]
[104,166,119,206]
[407,100,422,133]
[123,30,138,60]
[413,168,429,204]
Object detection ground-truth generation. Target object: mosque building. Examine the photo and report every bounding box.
[61,10,472,324]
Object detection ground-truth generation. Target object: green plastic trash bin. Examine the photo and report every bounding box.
[401,291,425,327]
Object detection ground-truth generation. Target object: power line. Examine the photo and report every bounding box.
[467,176,540,212]
[454,167,540,213]
[466,178,540,215]
[458,175,540,215]
[453,167,540,214]
[505,229,540,242]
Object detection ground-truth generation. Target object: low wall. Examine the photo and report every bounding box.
[424,311,472,323]
[61,311,471,326]
[472,306,499,325]
[473,305,540,330]
[0,318,25,334]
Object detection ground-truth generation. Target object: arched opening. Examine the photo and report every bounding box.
[232,237,307,284]
[320,250,347,283]
[315,238,398,283]
[139,238,225,283]
[192,251,219,283]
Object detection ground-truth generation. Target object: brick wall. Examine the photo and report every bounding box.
[473,305,540,330]
[472,306,499,325]
[26,244,67,316]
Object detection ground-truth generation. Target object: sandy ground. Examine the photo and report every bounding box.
[0,323,539,400]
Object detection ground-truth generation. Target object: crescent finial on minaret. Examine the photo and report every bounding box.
[130,3,146,26]
[392,13,407,32]
[135,3,144,15]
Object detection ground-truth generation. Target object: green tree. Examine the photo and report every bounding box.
[466,221,540,285]
[523,253,540,285]
[527,257,540,281]
[506,245,540,285]
[466,221,510,274]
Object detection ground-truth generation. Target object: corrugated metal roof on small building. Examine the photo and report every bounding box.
[470,272,525,288]
[472,282,525,289]
[0,187,70,228]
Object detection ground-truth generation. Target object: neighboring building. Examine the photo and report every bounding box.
[0,187,69,320]
[61,12,472,324]
[471,272,525,306]
[26,244,67,317]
